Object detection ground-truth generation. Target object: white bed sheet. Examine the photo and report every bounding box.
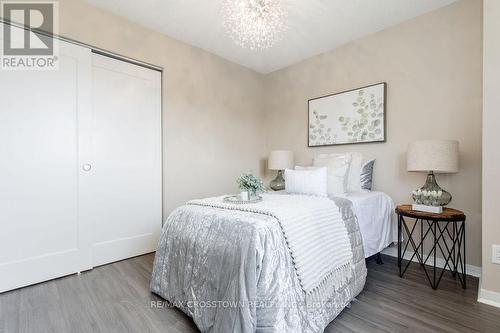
[337,191,397,258]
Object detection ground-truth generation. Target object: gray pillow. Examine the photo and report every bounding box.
[360,159,375,190]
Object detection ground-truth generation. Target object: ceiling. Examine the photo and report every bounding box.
[84,0,456,74]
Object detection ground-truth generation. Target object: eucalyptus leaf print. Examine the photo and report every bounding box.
[309,110,336,146]
[308,83,385,146]
[338,89,384,143]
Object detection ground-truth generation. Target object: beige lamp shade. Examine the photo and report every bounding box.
[407,140,459,173]
[268,150,294,170]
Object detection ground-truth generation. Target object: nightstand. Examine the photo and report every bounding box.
[395,204,466,289]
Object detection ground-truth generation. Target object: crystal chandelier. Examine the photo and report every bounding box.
[221,0,288,51]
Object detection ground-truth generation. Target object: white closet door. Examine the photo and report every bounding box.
[0,29,93,292]
[87,54,162,267]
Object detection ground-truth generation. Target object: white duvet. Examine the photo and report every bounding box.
[338,191,397,257]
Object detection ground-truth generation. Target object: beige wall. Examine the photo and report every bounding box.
[2,0,487,269]
[50,0,494,289]
[51,0,266,216]
[263,0,483,266]
[482,0,500,294]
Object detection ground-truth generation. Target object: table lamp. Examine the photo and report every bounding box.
[268,150,294,191]
[407,140,459,206]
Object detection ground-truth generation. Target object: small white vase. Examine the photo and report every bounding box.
[240,191,249,201]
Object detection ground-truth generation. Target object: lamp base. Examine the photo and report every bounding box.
[412,204,443,214]
[414,171,452,206]
[270,170,285,191]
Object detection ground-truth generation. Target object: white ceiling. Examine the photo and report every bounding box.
[84,0,456,74]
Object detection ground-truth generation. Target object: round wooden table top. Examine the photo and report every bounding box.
[395,204,466,221]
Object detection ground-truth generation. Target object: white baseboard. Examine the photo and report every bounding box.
[478,276,500,308]
[0,248,83,293]
[381,245,481,278]
[92,233,157,267]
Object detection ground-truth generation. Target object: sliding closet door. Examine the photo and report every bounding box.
[0,29,93,292]
[86,54,162,267]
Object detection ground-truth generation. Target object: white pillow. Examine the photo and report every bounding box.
[295,166,316,171]
[313,154,350,195]
[285,167,328,197]
[346,152,363,192]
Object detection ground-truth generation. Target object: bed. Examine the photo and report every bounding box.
[337,190,397,258]
[150,193,367,333]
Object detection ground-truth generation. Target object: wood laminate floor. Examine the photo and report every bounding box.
[1,254,499,333]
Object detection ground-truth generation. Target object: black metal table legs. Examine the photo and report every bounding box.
[397,216,466,289]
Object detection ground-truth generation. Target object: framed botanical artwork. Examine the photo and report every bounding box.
[308,82,386,147]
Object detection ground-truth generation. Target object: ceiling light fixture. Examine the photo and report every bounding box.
[221,0,288,51]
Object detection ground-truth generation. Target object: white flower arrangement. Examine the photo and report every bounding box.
[412,189,443,206]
